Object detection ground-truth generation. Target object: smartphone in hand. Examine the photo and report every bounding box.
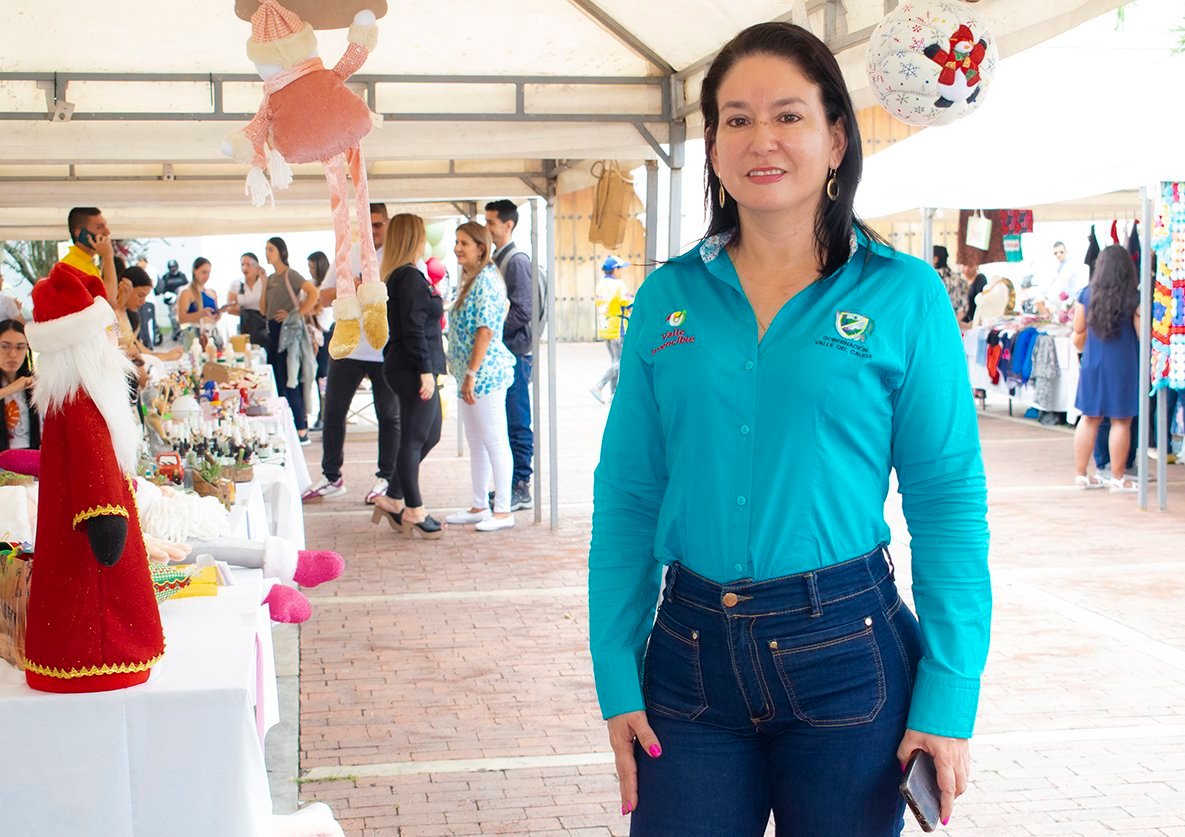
[900,750,942,833]
[77,228,96,249]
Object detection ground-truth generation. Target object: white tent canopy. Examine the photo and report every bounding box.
[1,0,1122,238]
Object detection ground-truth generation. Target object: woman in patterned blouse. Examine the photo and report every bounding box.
[444,222,518,532]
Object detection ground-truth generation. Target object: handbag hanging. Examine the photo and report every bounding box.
[966,210,992,251]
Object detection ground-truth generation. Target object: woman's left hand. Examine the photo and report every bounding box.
[419,373,435,401]
[897,730,970,827]
[460,376,476,405]
[273,309,288,323]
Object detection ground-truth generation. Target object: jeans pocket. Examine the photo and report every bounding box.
[772,615,887,728]
[643,608,709,720]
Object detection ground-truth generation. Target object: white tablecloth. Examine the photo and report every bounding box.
[964,326,1081,422]
[0,568,278,837]
[245,397,311,549]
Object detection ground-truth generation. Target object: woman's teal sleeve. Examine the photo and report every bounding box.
[890,289,992,739]
[588,283,668,720]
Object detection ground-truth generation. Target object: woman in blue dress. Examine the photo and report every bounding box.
[1072,244,1141,491]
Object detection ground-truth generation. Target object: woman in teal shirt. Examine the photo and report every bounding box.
[589,23,990,835]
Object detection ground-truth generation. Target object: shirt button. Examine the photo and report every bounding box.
[734,563,743,573]
[736,496,746,506]
[740,425,750,435]
[744,361,754,371]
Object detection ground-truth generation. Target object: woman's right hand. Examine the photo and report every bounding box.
[607,710,663,817]
[273,309,288,323]
[419,373,435,401]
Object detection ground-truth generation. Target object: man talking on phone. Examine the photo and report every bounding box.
[59,207,119,301]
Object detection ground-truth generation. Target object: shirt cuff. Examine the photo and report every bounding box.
[906,663,981,739]
[593,648,646,721]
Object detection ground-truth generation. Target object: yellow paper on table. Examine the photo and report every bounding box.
[168,565,222,600]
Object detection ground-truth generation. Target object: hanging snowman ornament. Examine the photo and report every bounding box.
[866,0,998,127]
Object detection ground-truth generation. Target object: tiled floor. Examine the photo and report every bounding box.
[293,342,1185,836]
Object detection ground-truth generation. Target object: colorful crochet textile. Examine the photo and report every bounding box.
[1151,183,1185,391]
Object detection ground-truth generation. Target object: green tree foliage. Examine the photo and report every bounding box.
[2,240,59,286]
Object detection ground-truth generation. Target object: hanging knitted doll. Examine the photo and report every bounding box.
[222,0,387,360]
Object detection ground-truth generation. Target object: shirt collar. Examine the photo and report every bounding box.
[698,227,863,288]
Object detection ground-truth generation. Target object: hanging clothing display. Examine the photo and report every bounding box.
[1085,225,1101,276]
[1151,182,1185,391]
[1031,334,1061,409]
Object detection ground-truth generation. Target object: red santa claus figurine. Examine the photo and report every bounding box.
[22,262,165,693]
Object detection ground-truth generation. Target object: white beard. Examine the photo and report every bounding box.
[32,329,141,474]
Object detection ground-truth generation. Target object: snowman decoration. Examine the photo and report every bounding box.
[865,0,998,127]
[923,24,989,109]
[222,0,387,360]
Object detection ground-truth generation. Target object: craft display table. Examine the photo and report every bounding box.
[0,568,278,837]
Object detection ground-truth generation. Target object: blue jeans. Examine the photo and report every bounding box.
[506,353,533,484]
[633,549,923,837]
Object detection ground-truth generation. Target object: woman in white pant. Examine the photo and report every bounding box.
[445,222,517,532]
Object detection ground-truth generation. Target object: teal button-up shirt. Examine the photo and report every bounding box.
[589,228,991,739]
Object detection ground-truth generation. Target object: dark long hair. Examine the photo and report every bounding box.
[306,251,330,286]
[1087,244,1139,340]
[701,22,883,276]
[0,318,38,451]
[267,237,289,266]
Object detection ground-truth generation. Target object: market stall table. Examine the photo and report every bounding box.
[0,568,278,837]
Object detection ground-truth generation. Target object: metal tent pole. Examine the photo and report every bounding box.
[644,160,659,274]
[545,172,559,531]
[921,208,934,262]
[1138,186,1152,509]
[668,120,686,259]
[1151,184,1167,510]
[531,197,543,524]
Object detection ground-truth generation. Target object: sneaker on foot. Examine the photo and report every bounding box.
[475,514,516,532]
[446,508,491,525]
[510,481,533,511]
[365,479,388,505]
[302,477,346,502]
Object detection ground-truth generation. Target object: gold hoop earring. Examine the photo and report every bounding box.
[718,182,727,209]
[826,168,840,202]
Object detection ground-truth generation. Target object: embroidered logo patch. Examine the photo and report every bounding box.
[835,311,873,342]
[666,310,687,327]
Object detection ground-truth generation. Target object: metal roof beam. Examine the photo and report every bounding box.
[565,0,675,76]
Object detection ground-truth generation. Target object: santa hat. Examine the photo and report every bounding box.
[246,0,317,67]
[25,262,115,355]
[951,25,975,45]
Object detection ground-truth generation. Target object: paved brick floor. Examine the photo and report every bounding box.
[294,342,1185,836]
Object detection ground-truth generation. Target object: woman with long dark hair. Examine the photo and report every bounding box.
[1072,243,1141,491]
[589,22,990,834]
[0,319,39,452]
[264,237,319,443]
[176,257,221,350]
[307,250,332,431]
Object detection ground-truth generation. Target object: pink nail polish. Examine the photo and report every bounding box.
[621,803,630,816]
[649,743,662,758]
[941,817,950,827]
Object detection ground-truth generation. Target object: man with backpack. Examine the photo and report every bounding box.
[485,199,537,512]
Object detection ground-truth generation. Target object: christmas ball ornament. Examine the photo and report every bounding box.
[865,0,998,127]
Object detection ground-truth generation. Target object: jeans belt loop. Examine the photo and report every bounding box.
[883,545,895,581]
[805,571,822,618]
[664,562,679,600]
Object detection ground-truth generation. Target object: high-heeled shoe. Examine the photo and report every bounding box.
[402,515,444,540]
[370,504,403,532]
